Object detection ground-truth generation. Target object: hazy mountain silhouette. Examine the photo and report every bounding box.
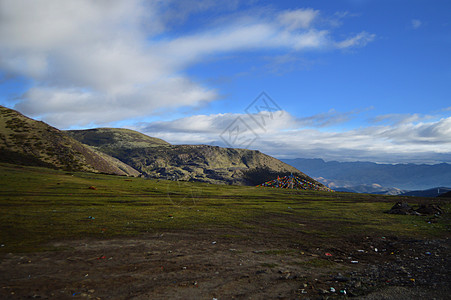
[282,158,451,192]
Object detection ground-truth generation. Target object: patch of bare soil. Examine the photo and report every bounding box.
[0,230,449,299]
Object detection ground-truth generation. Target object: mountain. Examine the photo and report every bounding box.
[67,129,329,188]
[282,158,451,191]
[400,187,451,198]
[0,105,328,189]
[0,105,139,176]
[332,184,406,195]
[438,191,451,198]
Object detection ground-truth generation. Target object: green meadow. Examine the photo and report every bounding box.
[0,163,449,253]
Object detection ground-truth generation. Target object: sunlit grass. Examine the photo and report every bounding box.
[0,163,449,253]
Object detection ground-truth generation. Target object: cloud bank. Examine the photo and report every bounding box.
[0,0,374,127]
[136,111,451,163]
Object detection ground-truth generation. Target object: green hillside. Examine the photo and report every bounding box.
[1,106,327,188]
[0,106,139,176]
[67,128,170,151]
[68,128,326,187]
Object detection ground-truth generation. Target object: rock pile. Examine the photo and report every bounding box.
[385,202,443,216]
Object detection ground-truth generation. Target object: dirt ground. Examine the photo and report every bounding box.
[0,228,450,300]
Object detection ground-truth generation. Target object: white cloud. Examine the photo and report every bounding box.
[335,31,375,49]
[295,109,359,127]
[0,0,375,128]
[135,111,451,163]
[278,8,319,30]
[0,0,216,125]
[411,19,422,29]
[377,117,451,144]
[370,113,433,125]
[16,82,216,128]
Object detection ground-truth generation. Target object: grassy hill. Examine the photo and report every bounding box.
[67,128,170,151]
[68,128,328,188]
[0,106,139,176]
[1,105,327,188]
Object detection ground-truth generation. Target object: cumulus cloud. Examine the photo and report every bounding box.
[0,0,217,126]
[375,117,451,145]
[134,111,451,163]
[0,0,375,128]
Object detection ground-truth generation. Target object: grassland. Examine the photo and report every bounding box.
[1,162,450,299]
[1,162,449,254]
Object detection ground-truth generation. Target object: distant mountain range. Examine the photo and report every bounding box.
[282,158,451,194]
[0,105,329,189]
[332,184,407,195]
[401,187,451,198]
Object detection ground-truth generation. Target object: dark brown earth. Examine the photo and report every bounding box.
[1,228,449,300]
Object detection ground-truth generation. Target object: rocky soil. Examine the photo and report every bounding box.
[1,230,449,299]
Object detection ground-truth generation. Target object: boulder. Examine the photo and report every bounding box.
[385,202,420,215]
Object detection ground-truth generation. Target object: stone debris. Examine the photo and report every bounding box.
[385,202,443,216]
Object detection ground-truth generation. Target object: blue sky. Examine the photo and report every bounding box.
[0,0,450,163]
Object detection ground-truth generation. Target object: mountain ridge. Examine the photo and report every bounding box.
[400,187,451,198]
[1,105,328,189]
[67,128,329,188]
[282,158,451,191]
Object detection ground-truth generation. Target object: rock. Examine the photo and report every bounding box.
[333,274,350,282]
[415,204,443,215]
[385,202,420,215]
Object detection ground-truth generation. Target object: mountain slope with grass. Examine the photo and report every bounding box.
[67,129,329,188]
[0,105,327,188]
[67,128,170,151]
[0,105,139,176]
